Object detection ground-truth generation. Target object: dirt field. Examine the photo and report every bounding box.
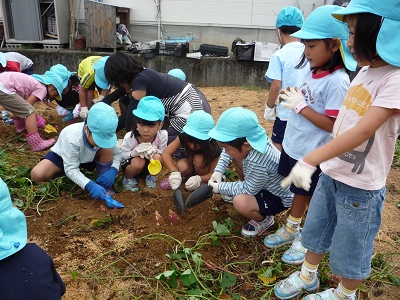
[1,86,399,299]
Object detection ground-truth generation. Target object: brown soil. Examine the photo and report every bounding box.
[1,87,399,299]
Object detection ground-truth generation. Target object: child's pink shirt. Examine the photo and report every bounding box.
[0,72,47,100]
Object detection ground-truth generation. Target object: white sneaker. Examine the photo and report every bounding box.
[222,194,233,203]
[241,216,274,237]
[281,235,307,265]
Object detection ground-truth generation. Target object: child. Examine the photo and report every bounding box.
[0,178,66,299]
[74,56,109,119]
[264,6,309,151]
[0,52,21,72]
[274,1,400,299]
[263,5,356,265]
[0,71,66,151]
[42,64,81,122]
[121,96,168,191]
[31,102,121,199]
[207,107,293,237]
[162,110,221,191]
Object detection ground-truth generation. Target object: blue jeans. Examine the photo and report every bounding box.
[302,173,385,280]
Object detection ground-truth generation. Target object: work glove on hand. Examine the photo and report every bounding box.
[56,106,70,116]
[80,106,89,119]
[130,148,140,158]
[85,180,106,199]
[185,175,202,191]
[92,94,105,104]
[279,87,308,114]
[73,104,81,118]
[144,145,158,159]
[210,172,223,184]
[168,171,182,190]
[134,143,153,158]
[208,180,220,194]
[281,158,317,191]
[96,167,118,187]
[264,105,276,121]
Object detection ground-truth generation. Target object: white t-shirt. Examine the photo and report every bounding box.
[265,42,309,121]
[321,64,400,190]
[283,67,350,160]
[3,52,33,71]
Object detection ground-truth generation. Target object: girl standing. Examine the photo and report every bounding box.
[162,110,221,191]
[121,96,168,191]
[263,5,356,266]
[274,1,400,299]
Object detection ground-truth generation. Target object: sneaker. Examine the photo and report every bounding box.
[146,175,157,188]
[222,194,233,203]
[264,226,299,248]
[123,177,138,192]
[274,271,319,299]
[303,288,356,300]
[282,235,307,265]
[241,216,274,237]
[62,111,74,122]
[2,113,14,125]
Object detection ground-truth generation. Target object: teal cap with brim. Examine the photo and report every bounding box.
[292,5,356,71]
[0,178,27,260]
[87,102,118,148]
[133,96,165,121]
[50,64,76,82]
[93,56,109,90]
[208,107,268,154]
[276,6,304,28]
[182,110,214,141]
[168,69,186,81]
[332,0,400,67]
[31,71,68,100]
[0,52,6,68]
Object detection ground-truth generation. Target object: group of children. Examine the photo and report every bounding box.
[1,0,400,299]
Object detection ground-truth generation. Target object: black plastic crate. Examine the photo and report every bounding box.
[159,41,189,57]
[199,44,229,57]
[236,44,255,60]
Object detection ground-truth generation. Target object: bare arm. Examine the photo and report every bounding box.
[161,137,181,172]
[267,80,281,108]
[304,106,395,166]
[26,95,40,105]
[299,107,336,132]
[79,86,88,107]
[131,90,146,101]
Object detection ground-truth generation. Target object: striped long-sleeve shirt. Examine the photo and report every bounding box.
[50,123,121,189]
[215,143,293,208]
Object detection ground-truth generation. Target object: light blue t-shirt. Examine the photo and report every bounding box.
[282,67,350,160]
[265,42,309,121]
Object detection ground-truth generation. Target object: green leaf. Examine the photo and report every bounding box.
[220,271,236,288]
[212,221,231,236]
[389,274,400,286]
[187,288,202,296]
[181,269,197,286]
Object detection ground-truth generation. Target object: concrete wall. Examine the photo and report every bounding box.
[5,49,270,88]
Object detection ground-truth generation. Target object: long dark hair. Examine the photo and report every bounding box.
[296,39,346,73]
[180,133,221,169]
[130,115,169,138]
[104,53,144,87]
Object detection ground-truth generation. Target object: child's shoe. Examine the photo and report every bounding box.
[274,271,319,299]
[263,227,299,248]
[303,288,356,300]
[241,215,274,237]
[160,178,171,190]
[282,235,307,265]
[62,111,74,122]
[146,175,157,188]
[122,177,138,192]
[2,112,14,125]
[222,194,233,203]
[25,131,55,152]
[13,117,26,133]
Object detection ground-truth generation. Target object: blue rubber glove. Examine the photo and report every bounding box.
[96,167,118,187]
[85,180,106,199]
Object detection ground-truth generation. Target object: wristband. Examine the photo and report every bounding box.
[266,102,275,109]
[295,102,308,114]
[299,158,317,170]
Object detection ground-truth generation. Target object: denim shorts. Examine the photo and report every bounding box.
[271,117,287,145]
[302,173,386,280]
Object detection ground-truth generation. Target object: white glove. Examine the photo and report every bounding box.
[168,171,182,190]
[281,158,317,191]
[210,172,223,184]
[134,142,153,153]
[208,180,220,194]
[279,87,308,114]
[264,105,276,121]
[92,94,105,104]
[130,148,140,158]
[56,106,70,116]
[185,175,202,191]
[80,106,89,119]
[73,104,81,118]
[144,145,158,159]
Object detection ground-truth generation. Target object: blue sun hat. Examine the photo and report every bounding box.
[133,96,165,121]
[276,6,304,28]
[87,102,118,148]
[0,178,27,260]
[31,71,68,100]
[182,110,214,140]
[291,5,356,71]
[49,64,76,82]
[0,52,6,68]
[168,68,186,81]
[208,107,268,153]
[332,0,400,67]
[93,56,109,90]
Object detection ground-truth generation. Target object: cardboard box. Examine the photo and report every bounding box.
[254,42,279,62]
